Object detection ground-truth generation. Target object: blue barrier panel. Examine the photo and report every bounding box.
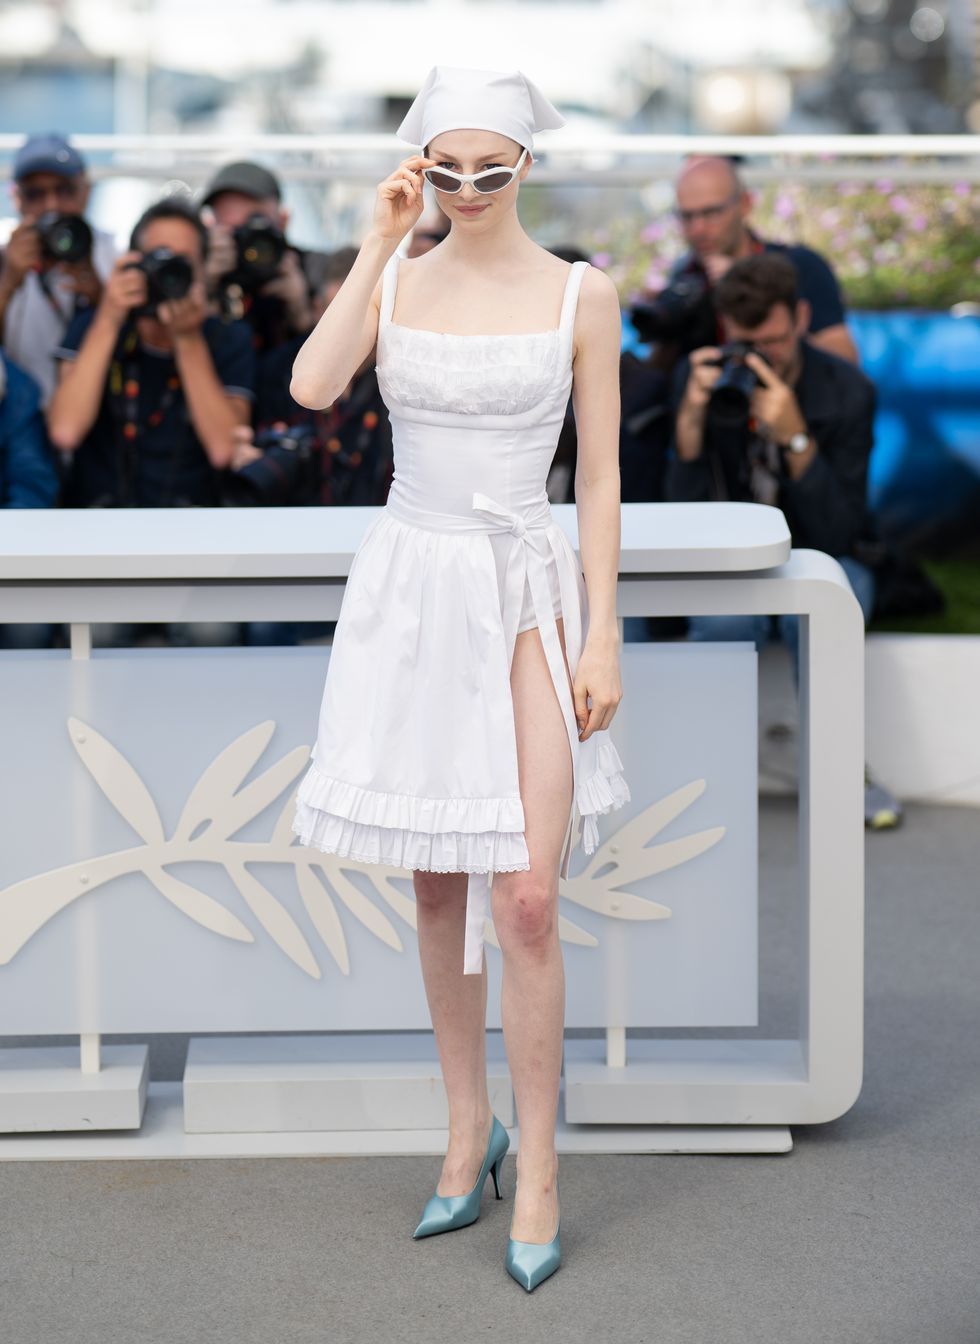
[850,311,980,541]
[621,310,980,543]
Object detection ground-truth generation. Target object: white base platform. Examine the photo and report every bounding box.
[0,1044,149,1133]
[184,1033,515,1133]
[0,1079,792,1158]
[563,1038,808,1125]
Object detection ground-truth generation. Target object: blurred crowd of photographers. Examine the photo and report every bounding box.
[0,134,940,672]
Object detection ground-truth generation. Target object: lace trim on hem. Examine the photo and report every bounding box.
[290,833,532,876]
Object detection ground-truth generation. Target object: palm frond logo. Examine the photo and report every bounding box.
[0,720,724,977]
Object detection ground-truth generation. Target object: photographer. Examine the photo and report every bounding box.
[47,196,254,509]
[229,245,394,512]
[633,156,858,367]
[0,134,116,406]
[200,161,325,353]
[666,251,901,827]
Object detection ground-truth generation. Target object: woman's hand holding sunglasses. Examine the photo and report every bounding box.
[374,155,437,243]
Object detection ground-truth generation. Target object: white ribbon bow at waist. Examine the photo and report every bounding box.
[462,490,584,975]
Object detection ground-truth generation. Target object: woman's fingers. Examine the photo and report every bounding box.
[573,678,589,733]
[575,685,622,739]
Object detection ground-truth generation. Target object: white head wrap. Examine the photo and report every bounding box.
[396,65,565,153]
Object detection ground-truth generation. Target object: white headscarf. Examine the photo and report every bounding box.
[396,65,565,153]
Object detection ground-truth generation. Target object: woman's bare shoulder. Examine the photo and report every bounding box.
[576,263,622,328]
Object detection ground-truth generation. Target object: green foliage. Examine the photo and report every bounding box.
[869,558,980,635]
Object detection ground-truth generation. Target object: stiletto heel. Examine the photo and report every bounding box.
[412,1113,510,1239]
[490,1153,505,1200]
[505,1175,561,1291]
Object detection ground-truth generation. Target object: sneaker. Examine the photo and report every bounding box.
[865,768,903,830]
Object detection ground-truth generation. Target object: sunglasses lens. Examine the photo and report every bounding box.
[475,171,513,194]
[424,169,461,193]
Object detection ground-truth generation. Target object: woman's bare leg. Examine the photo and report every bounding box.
[414,869,493,1195]
[491,616,573,1243]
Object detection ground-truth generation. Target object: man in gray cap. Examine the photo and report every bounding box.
[200,159,326,350]
[0,133,117,405]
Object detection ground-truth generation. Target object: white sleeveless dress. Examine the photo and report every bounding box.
[291,253,630,974]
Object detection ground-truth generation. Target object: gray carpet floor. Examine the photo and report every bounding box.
[2,799,978,1344]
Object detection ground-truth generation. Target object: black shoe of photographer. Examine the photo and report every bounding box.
[864,768,903,830]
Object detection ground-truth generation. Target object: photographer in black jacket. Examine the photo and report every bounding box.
[665,250,901,828]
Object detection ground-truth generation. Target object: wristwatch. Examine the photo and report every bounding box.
[784,430,810,455]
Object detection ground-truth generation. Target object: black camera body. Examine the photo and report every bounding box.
[221,422,319,507]
[629,267,712,345]
[706,341,766,429]
[230,213,287,288]
[124,247,195,316]
[35,211,93,265]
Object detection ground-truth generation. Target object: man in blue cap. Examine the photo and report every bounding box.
[0,133,117,405]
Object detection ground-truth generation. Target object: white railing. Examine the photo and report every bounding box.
[1,133,979,185]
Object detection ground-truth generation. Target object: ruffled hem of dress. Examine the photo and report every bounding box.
[296,761,526,834]
[577,739,631,854]
[291,805,531,873]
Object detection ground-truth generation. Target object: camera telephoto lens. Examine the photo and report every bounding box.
[629,270,711,344]
[707,341,762,429]
[221,423,318,507]
[140,247,195,302]
[123,248,194,316]
[232,214,287,286]
[35,211,93,265]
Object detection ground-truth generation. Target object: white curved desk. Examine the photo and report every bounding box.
[0,502,863,1155]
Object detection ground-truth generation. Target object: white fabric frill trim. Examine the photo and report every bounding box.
[577,739,632,854]
[291,740,630,873]
[290,763,530,873]
[378,324,560,417]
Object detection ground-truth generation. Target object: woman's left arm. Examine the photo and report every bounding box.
[570,265,624,741]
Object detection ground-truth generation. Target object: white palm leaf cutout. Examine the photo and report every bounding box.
[0,720,724,978]
[68,714,164,845]
[559,779,725,921]
[174,720,277,841]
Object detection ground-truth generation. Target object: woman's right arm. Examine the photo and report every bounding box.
[290,153,435,409]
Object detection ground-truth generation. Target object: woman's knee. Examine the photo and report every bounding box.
[413,869,465,912]
[493,875,558,953]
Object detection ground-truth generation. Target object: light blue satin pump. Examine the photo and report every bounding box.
[504,1177,561,1291]
[412,1113,510,1239]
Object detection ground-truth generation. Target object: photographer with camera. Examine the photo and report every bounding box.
[0,134,117,407]
[631,156,858,367]
[224,246,395,646]
[227,245,394,514]
[200,161,326,353]
[666,251,901,827]
[47,196,254,510]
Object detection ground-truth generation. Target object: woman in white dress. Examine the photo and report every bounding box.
[290,65,628,1291]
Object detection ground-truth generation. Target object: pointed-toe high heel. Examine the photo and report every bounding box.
[505,1177,561,1291]
[412,1113,510,1239]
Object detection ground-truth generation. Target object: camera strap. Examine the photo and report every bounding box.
[107,322,185,506]
[37,269,73,326]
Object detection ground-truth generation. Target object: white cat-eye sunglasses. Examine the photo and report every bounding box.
[422,147,529,195]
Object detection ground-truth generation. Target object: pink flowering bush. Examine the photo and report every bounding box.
[580,177,980,310]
